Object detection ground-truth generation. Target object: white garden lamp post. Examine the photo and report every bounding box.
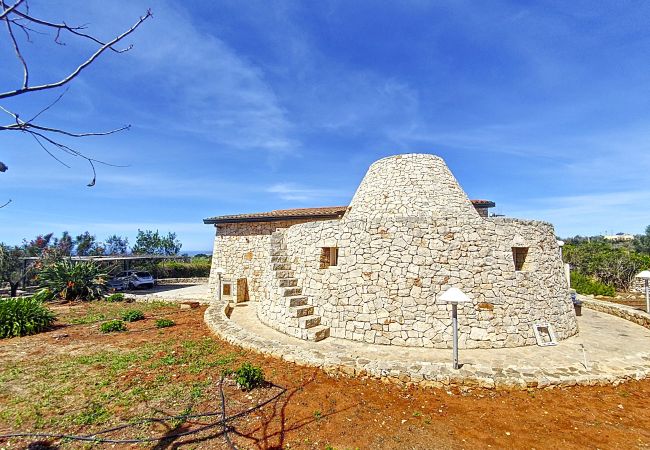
[636,270,650,313]
[214,267,225,302]
[440,287,471,369]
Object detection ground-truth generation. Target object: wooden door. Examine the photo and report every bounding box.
[236,278,249,302]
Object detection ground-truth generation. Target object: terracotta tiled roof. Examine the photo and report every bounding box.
[204,200,495,224]
[203,206,348,224]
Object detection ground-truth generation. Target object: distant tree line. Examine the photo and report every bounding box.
[0,229,184,297]
[17,229,181,258]
[563,225,650,292]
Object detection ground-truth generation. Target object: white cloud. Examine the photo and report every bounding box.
[42,1,299,156]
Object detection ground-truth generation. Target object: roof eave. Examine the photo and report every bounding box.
[203,213,345,225]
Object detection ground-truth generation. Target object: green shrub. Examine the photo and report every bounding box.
[564,241,650,291]
[105,293,125,302]
[570,272,616,297]
[38,260,107,301]
[32,288,54,302]
[138,260,211,279]
[100,319,126,333]
[233,362,264,391]
[155,318,175,328]
[0,297,56,338]
[121,310,145,322]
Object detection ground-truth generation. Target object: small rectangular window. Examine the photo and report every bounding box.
[512,247,528,271]
[320,247,338,268]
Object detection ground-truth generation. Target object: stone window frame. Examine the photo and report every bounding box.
[512,247,529,271]
[320,246,339,269]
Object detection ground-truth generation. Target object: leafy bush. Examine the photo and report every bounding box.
[233,362,264,391]
[0,297,56,338]
[105,293,125,302]
[570,272,616,297]
[121,309,144,322]
[38,260,107,300]
[155,318,175,328]
[564,241,650,292]
[32,288,54,302]
[137,259,211,279]
[100,319,126,333]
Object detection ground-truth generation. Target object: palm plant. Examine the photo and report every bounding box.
[38,259,107,301]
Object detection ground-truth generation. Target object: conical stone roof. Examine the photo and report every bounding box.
[346,153,479,222]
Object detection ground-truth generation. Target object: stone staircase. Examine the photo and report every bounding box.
[270,231,330,342]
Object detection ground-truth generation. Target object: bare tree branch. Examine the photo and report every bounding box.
[0,0,24,21]
[1,120,131,137]
[0,199,12,208]
[0,2,151,188]
[11,9,135,53]
[26,87,68,123]
[0,9,152,99]
[4,12,28,88]
[29,132,71,168]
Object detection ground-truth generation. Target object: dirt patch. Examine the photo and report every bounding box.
[1,302,650,449]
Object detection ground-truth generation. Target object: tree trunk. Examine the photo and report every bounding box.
[9,282,19,297]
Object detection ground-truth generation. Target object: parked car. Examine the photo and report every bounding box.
[106,277,128,291]
[114,270,155,290]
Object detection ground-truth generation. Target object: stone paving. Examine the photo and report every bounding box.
[137,285,650,388]
[128,283,212,304]
[205,298,650,389]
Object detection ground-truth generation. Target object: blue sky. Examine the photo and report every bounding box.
[2,0,650,251]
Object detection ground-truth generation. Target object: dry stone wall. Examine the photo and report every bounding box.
[209,219,315,301]
[272,215,577,349]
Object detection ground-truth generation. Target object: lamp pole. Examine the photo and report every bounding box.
[440,287,471,370]
[451,302,459,369]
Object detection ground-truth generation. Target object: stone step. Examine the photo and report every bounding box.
[284,295,307,307]
[272,262,292,271]
[299,314,321,329]
[282,287,302,297]
[277,278,298,288]
[271,255,290,263]
[307,325,330,342]
[274,270,295,279]
[289,304,313,317]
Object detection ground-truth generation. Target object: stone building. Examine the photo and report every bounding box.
[204,154,578,348]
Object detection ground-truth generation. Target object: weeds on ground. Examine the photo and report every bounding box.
[61,301,175,326]
[232,362,265,391]
[121,309,145,322]
[105,293,125,302]
[155,318,175,328]
[0,303,254,434]
[100,319,126,333]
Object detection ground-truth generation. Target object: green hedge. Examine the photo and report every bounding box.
[0,297,56,338]
[570,272,616,297]
[137,259,211,279]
